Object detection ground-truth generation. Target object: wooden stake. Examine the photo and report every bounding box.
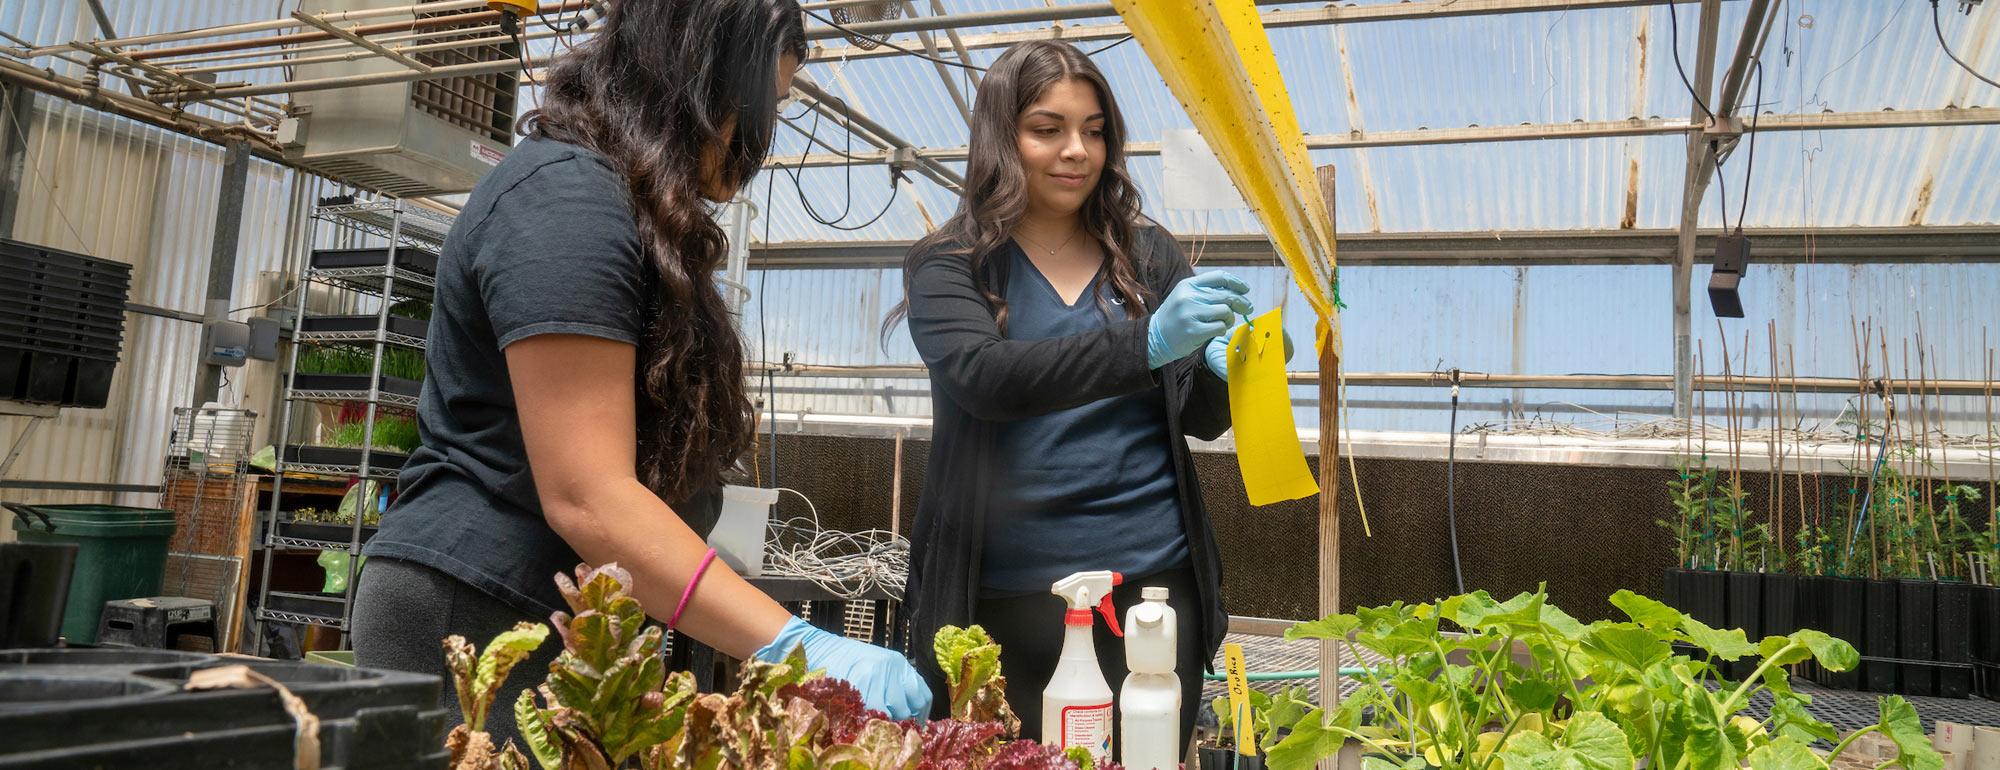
[1314,163,1342,712]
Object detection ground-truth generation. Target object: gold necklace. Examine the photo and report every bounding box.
[1016,224,1082,257]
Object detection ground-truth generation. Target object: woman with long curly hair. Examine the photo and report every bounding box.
[354,0,928,743]
[888,40,1290,750]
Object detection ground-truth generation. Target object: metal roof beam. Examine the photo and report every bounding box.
[747,226,2000,268]
[807,0,1709,62]
[1670,0,1723,420]
[765,106,2000,168]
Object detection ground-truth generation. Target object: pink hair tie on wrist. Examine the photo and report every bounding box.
[668,548,719,633]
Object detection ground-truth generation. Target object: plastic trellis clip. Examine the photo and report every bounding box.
[1233,311,1257,355]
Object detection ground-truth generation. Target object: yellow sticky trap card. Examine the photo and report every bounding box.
[1228,308,1318,505]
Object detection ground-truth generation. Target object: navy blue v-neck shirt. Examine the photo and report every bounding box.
[978,241,1189,594]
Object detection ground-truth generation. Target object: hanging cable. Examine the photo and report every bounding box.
[778,101,904,231]
[804,9,988,72]
[1932,0,2000,90]
[1445,368,1467,595]
[1087,35,1135,56]
[1666,3,1716,120]
[1737,60,1763,233]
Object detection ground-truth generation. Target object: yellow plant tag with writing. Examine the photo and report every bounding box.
[1228,308,1319,505]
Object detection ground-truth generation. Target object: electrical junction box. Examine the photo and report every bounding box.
[282,0,523,196]
[1707,233,1749,318]
[202,320,251,367]
[246,317,281,362]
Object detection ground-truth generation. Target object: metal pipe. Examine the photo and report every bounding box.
[1713,0,1776,119]
[291,11,434,74]
[126,3,581,64]
[766,107,2000,169]
[740,362,2000,397]
[32,0,492,56]
[167,25,560,75]
[804,0,1706,61]
[0,58,281,156]
[1671,0,1722,420]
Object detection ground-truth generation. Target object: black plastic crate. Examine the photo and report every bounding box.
[0,348,22,400]
[299,314,429,340]
[282,445,410,473]
[310,247,439,276]
[290,373,422,398]
[1,237,134,273]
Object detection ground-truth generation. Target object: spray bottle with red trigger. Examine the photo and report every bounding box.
[1044,570,1124,763]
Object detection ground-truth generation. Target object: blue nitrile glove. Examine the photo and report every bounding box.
[756,616,932,720]
[1147,271,1253,369]
[1203,323,1295,381]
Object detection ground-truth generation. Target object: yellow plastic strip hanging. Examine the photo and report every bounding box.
[1228,309,1318,505]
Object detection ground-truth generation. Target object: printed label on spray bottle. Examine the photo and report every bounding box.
[1061,703,1114,761]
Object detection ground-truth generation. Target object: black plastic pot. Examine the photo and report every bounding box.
[22,351,70,404]
[1897,579,1937,696]
[0,542,77,648]
[1198,745,1267,770]
[1725,571,1763,680]
[1978,585,2000,699]
[1816,577,1865,690]
[1935,581,1972,698]
[1863,580,1899,692]
[1667,568,1728,627]
[1760,573,1798,638]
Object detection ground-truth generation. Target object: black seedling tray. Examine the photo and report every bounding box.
[1,237,134,274]
[0,651,444,769]
[310,247,439,276]
[283,445,410,470]
[290,373,422,398]
[275,518,378,546]
[300,314,429,339]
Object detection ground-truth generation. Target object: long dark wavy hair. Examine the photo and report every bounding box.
[884,40,1150,337]
[519,0,805,502]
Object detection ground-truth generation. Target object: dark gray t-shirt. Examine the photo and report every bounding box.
[365,135,717,618]
[979,241,1189,594]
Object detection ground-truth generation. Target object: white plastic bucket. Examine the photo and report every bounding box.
[708,485,780,577]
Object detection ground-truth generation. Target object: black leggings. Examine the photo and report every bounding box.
[351,557,560,749]
[974,563,1206,756]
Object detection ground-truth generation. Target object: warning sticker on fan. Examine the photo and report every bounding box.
[471,140,506,166]
[1059,703,1113,761]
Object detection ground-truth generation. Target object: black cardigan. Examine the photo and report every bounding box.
[901,225,1232,695]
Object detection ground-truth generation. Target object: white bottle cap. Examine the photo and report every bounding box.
[1142,586,1168,601]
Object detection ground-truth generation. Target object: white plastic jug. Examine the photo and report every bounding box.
[707,485,780,576]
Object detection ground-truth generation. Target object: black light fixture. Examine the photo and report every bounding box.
[1707,232,1750,318]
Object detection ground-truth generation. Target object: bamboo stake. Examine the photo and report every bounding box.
[1699,341,1710,569]
[1776,320,1792,568]
[1717,325,1737,570]
[1844,318,1867,570]
[1986,337,1996,585]
[1790,343,1808,568]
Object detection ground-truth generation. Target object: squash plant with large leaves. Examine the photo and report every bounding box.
[1273,587,1942,770]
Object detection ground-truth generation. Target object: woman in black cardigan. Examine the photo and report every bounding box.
[886,41,1290,751]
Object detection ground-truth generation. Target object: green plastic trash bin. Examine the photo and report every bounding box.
[5,503,177,645]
